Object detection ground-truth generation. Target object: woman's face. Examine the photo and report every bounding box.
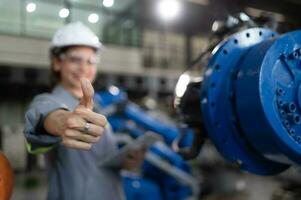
[53,46,98,89]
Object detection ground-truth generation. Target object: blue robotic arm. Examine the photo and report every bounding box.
[174,27,301,175]
[94,88,193,147]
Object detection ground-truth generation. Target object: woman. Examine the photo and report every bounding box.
[24,22,144,200]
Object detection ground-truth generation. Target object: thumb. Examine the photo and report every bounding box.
[79,78,94,110]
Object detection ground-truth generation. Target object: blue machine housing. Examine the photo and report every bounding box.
[201,27,301,175]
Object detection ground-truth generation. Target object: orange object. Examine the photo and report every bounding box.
[0,151,14,200]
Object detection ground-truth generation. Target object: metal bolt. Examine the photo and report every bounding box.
[277,99,285,107]
[289,129,295,136]
[293,51,299,58]
[276,88,285,96]
[293,114,301,124]
[283,102,297,113]
[283,120,290,128]
[297,136,301,144]
[287,113,301,124]
[289,102,297,112]
[279,109,286,118]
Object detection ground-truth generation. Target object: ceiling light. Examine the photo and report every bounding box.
[59,8,69,18]
[88,13,99,23]
[158,0,181,21]
[103,0,114,8]
[26,3,36,13]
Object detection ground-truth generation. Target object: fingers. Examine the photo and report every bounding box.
[123,160,139,170]
[80,123,104,137]
[66,116,104,137]
[63,129,101,144]
[79,78,94,110]
[62,138,93,151]
[61,127,103,150]
[122,149,146,170]
[62,109,106,150]
[74,106,107,127]
[127,150,139,159]
[61,78,108,151]
[126,146,147,160]
[127,149,146,161]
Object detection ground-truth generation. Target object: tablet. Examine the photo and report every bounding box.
[98,132,163,168]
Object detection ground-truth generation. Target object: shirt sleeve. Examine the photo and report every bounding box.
[24,93,69,154]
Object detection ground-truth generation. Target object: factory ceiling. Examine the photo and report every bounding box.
[140,0,301,35]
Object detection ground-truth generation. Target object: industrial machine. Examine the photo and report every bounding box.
[174,27,301,176]
[94,88,199,200]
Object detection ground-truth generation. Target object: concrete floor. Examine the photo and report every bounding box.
[11,171,47,200]
[9,168,299,200]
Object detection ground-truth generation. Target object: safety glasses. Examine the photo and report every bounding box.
[60,52,99,66]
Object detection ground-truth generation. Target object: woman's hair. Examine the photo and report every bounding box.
[49,46,70,86]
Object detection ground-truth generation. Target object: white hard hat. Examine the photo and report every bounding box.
[51,22,102,50]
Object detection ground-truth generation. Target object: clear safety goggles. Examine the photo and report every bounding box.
[60,52,99,66]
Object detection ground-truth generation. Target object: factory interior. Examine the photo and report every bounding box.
[1,0,301,200]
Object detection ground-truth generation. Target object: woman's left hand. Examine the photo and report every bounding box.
[122,147,147,172]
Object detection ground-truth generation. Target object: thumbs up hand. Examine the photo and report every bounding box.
[44,78,107,150]
[79,78,94,110]
[60,78,107,150]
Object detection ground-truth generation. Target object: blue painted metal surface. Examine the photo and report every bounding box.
[201,27,301,175]
[142,144,192,200]
[123,176,163,200]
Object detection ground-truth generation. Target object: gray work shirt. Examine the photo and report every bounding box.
[24,85,125,200]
